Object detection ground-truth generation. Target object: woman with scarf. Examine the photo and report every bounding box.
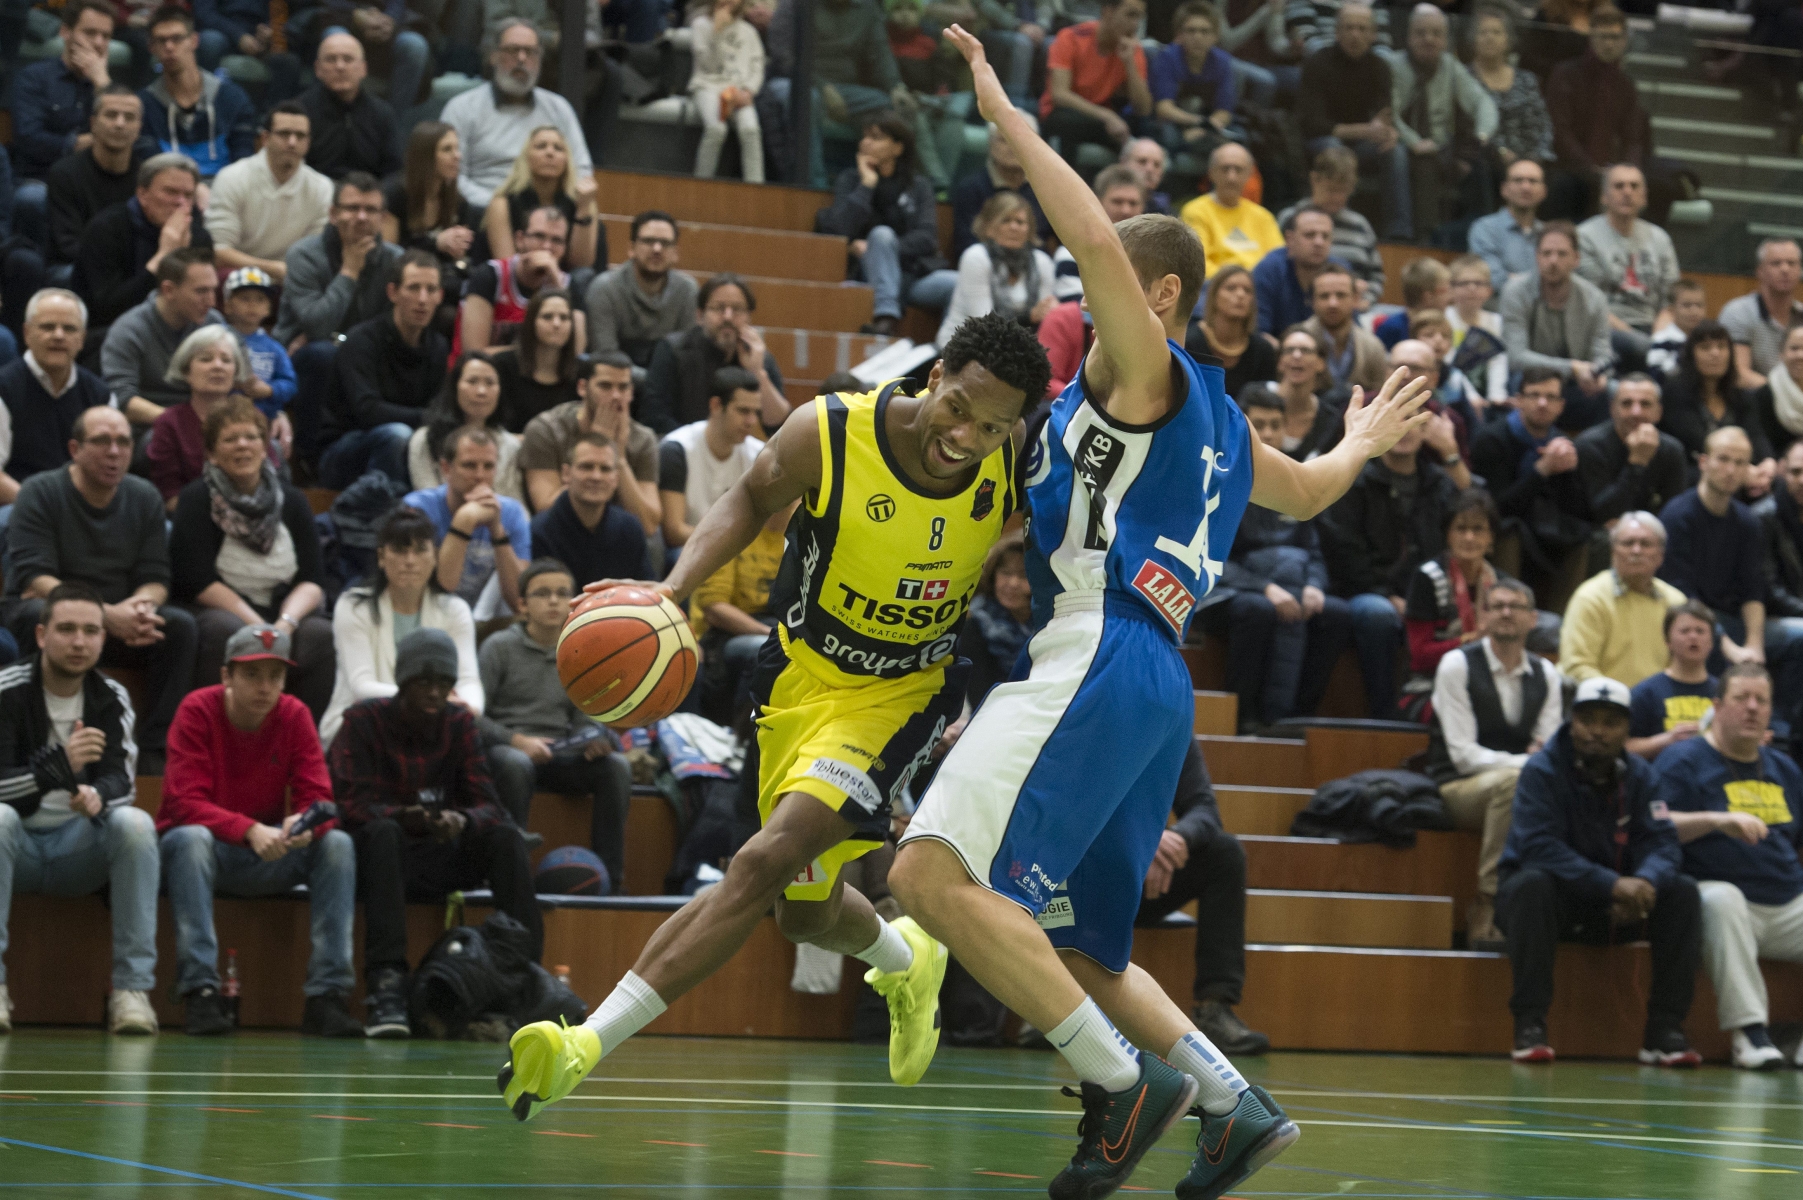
[147,325,279,511]
[1399,488,1519,722]
[1755,323,1803,462]
[934,192,1056,349]
[958,530,1032,707]
[1663,319,1774,496]
[169,395,334,718]
[1185,264,1276,399]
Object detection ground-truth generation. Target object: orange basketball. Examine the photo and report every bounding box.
[557,586,699,727]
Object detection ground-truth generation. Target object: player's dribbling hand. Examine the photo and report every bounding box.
[1341,366,1432,461]
[579,579,675,606]
[943,25,1009,125]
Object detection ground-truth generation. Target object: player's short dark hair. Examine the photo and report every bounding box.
[1717,661,1772,698]
[1487,577,1535,611]
[1237,382,1284,414]
[1664,599,1715,640]
[92,83,139,116]
[631,210,678,241]
[262,100,310,133]
[148,4,194,33]
[521,558,574,594]
[1443,487,1500,537]
[334,172,383,206]
[156,245,214,287]
[440,424,497,462]
[41,581,106,626]
[390,248,443,290]
[1280,203,1333,234]
[1518,365,1564,390]
[1535,220,1578,252]
[580,351,634,381]
[566,431,619,465]
[1092,165,1143,202]
[940,311,1052,418]
[712,366,760,404]
[699,272,755,313]
[1117,214,1210,322]
[62,0,116,30]
[1311,262,1357,294]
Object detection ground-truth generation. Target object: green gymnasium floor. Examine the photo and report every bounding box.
[1,1031,1800,1198]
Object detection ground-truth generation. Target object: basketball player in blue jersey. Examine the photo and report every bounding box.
[891,29,1435,1200]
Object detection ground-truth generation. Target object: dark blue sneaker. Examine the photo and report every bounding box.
[1048,1055,1198,1200]
[1176,1084,1299,1200]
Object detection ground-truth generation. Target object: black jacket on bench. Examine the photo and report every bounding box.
[0,655,136,820]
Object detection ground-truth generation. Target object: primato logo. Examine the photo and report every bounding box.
[866,494,896,522]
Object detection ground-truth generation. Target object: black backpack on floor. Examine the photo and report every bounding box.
[408,911,587,1040]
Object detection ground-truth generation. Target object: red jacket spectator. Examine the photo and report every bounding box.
[1038,301,1093,398]
[1040,20,1150,119]
[153,686,333,843]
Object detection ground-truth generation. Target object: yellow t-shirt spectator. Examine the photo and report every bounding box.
[1179,193,1283,274]
[689,526,786,640]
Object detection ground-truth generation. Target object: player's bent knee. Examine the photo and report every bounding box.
[723,832,814,905]
[773,896,840,943]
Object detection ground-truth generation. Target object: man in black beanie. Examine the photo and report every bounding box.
[329,627,540,1038]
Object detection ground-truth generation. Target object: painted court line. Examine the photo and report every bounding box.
[0,1137,334,1200]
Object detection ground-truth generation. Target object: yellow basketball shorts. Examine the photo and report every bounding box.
[749,638,966,901]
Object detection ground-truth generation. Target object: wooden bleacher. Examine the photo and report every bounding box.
[16,169,1796,1060]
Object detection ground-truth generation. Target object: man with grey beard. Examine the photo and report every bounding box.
[439,19,593,208]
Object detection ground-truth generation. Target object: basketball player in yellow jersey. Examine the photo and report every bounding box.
[498,312,1052,1122]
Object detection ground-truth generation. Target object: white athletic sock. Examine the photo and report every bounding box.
[584,970,666,1055]
[1047,998,1141,1092]
[852,918,915,976]
[1167,1030,1249,1116]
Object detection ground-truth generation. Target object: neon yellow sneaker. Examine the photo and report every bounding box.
[497,1020,602,1122]
[864,917,948,1086]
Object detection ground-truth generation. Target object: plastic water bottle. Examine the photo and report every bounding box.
[223,949,241,1026]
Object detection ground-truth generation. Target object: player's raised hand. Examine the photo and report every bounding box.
[1341,366,1432,461]
[944,25,1010,125]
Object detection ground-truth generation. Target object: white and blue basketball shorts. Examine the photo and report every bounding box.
[900,592,1194,972]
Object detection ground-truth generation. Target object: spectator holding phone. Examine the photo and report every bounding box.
[155,624,361,1038]
[330,627,537,1038]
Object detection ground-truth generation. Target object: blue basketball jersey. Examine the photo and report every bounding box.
[1022,342,1253,642]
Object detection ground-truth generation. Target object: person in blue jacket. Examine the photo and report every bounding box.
[1494,675,1703,1067]
[138,7,257,180]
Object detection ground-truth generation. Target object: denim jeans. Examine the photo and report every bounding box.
[0,804,159,990]
[159,824,356,998]
[1348,592,1405,718]
[319,423,413,488]
[860,225,954,320]
[485,745,633,892]
[12,177,44,249]
[1306,135,1412,240]
[1197,590,1353,725]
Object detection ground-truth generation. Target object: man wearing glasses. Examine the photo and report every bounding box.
[3,405,198,774]
[206,102,334,284]
[457,205,582,354]
[477,558,634,892]
[1426,578,1564,950]
[586,211,698,366]
[440,19,593,209]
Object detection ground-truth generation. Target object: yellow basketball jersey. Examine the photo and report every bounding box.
[773,383,1016,685]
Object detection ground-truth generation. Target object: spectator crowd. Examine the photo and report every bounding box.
[0,0,1798,1074]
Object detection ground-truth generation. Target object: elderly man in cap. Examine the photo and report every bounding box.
[330,627,538,1039]
[156,623,359,1038]
[1494,676,1703,1067]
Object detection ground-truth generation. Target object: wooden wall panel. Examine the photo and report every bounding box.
[1244,889,1452,949]
[1214,785,1313,836]
[761,328,886,382]
[1196,734,1311,788]
[600,215,848,281]
[1305,726,1429,785]
[1192,690,1237,735]
[673,273,872,332]
[1241,831,1479,911]
[595,171,828,233]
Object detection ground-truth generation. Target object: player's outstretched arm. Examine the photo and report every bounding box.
[583,404,821,604]
[1249,366,1433,520]
[943,25,1169,424]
